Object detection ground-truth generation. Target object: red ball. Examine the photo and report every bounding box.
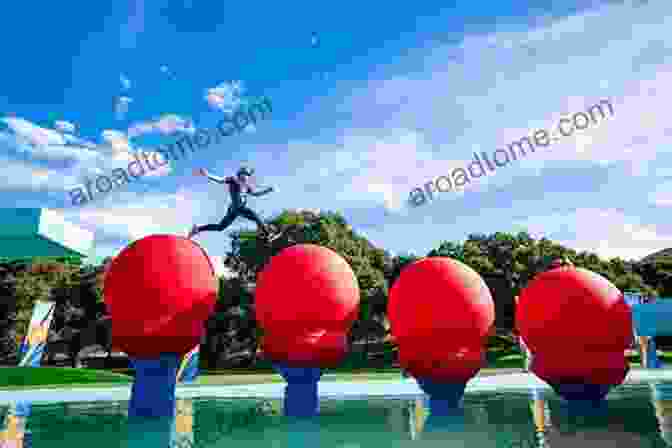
[261,329,350,367]
[517,266,632,384]
[255,244,359,366]
[388,257,495,382]
[104,235,218,358]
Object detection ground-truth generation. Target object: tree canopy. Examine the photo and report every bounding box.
[0,209,666,367]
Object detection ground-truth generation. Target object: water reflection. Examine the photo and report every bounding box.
[650,382,672,446]
[0,402,31,448]
[405,394,531,446]
[2,382,671,446]
[173,399,194,448]
[411,398,426,439]
[528,387,551,447]
[524,385,653,447]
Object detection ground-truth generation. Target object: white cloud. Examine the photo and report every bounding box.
[111,149,172,177]
[225,0,672,262]
[114,96,133,120]
[271,130,472,212]
[648,181,672,207]
[127,121,155,138]
[54,120,76,134]
[7,1,672,266]
[62,133,97,149]
[154,114,193,135]
[203,80,260,133]
[0,155,80,191]
[64,190,196,240]
[120,73,131,90]
[0,117,178,198]
[2,117,67,146]
[514,208,672,261]
[0,121,102,174]
[62,188,234,259]
[127,114,194,138]
[29,142,101,164]
[323,0,672,208]
[101,130,132,155]
[205,80,245,112]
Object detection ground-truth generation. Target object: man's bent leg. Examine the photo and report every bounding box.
[196,208,239,233]
[238,207,269,236]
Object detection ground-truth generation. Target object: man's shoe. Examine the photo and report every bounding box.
[266,230,284,242]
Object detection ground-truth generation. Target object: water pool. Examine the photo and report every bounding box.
[1,372,671,447]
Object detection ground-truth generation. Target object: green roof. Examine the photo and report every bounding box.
[0,209,94,260]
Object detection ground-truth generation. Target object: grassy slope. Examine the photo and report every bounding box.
[193,368,523,386]
[1,351,669,389]
[0,367,132,389]
[0,367,524,390]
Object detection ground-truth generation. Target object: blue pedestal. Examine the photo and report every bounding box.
[23,431,33,448]
[423,408,466,433]
[13,401,31,417]
[128,354,180,419]
[126,415,175,447]
[554,398,609,431]
[550,382,612,403]
[408,378,467,434]
[632,302,672,368]
[415,378,467,414]
[10,401,33,448]
[285,418,322,446]
[645,338,664,368]
[651,382,672,401]
[272,363,322,419]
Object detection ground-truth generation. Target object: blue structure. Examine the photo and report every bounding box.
[0,401,32,448]
[126,355,182,448]
[17,301,56,367]
[650,382,672,446]
[128,354,181,418]
[0,208,93,262]
[627,292,671,369]
[272,363,322,418]
[415,378,466,417]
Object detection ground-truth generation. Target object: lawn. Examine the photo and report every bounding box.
[0,367,132,389]
[1,350,668,390]
[191,367,522,386]
[0,365,523,390]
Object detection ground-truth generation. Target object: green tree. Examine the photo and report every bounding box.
[222,209,391,366]
[384,254,420,289]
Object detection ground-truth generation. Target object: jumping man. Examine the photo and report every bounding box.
[188,167,275,240]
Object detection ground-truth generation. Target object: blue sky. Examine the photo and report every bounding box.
[0,0,670,264]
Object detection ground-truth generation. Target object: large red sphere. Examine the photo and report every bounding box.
[104,235,218,358]
[517,266,632,384]
[255,244,359,366]
[388,257,495,382]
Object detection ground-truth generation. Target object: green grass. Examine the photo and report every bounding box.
[0,367,132,389]
[626,350,672,367]
[491,353,525,368]
[191,368,522,386]
[194,371,399,385]
[1,349,667,390]
[0,366,524,390]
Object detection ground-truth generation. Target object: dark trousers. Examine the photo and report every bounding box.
[198,205,267,234]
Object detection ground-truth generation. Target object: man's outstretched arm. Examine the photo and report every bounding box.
[206,173,230,184]
[249,186,274,197]
[195,168,230,184]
